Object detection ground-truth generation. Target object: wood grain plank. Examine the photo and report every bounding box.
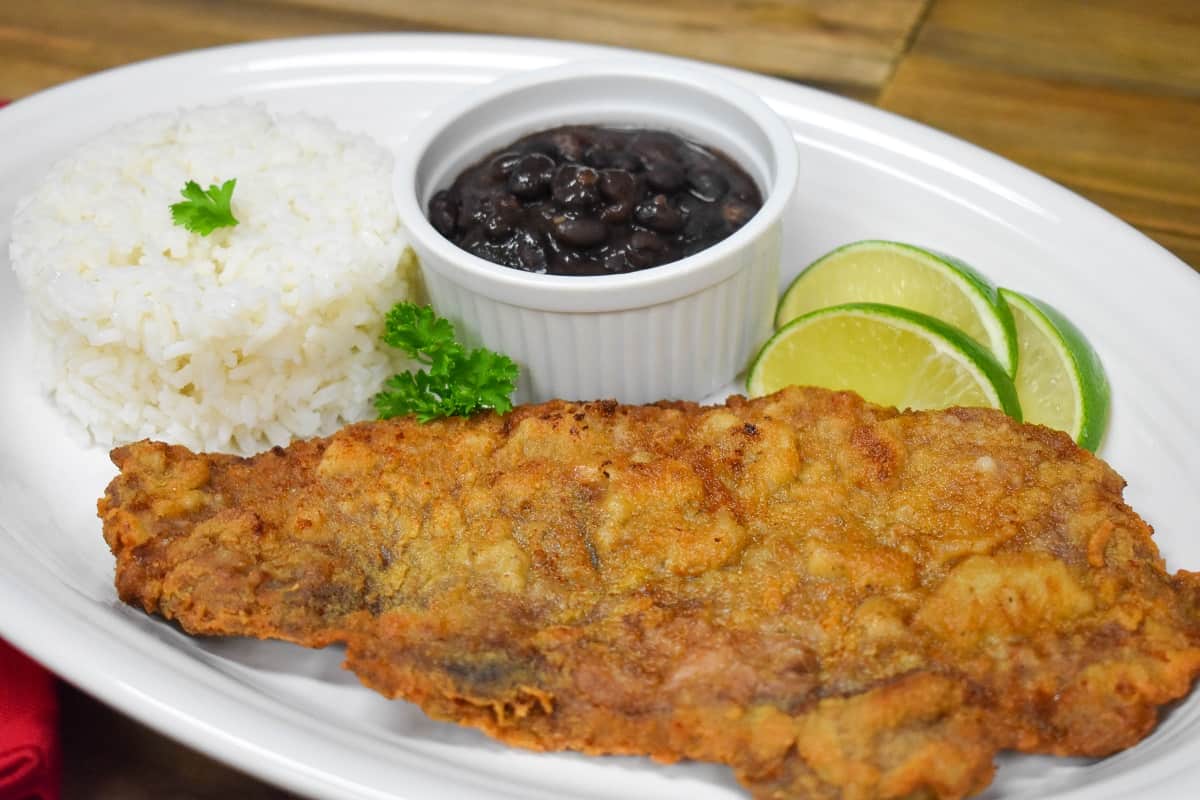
[0,0,404,99]
[271,0,928,87]
[0,0,928,101]
[0,52,80,101]
[909,0,1200,96]
[879,0,1200,270]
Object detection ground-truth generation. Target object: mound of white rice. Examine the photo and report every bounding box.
[9,103,417,453]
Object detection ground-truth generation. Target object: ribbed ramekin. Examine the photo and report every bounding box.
[394,58,798,404]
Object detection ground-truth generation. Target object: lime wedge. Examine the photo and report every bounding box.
[747,302,1021,418]
[776,241,1018,376]
[998,289,1109,451]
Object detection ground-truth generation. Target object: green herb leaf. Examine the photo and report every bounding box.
[170,179,239,235]
[447,348,520,416]
[372,371,443,422]
[374,303,519,422]
[381,302,462,373]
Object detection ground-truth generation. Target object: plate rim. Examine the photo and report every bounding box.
[1,30,1198,800]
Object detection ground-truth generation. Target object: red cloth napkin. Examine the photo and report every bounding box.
[0,639,59,800]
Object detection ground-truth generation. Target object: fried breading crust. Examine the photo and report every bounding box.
[98,387,1200,799]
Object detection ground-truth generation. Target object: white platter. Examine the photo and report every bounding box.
[2,33,1199,800]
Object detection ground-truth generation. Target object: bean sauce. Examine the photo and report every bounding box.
[427,125,764,276]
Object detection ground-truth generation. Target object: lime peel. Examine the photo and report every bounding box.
[999,288,1110,451]
[776,240,1018,377]
[748,302,1022,419]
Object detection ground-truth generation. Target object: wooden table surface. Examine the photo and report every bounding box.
[2,0,1198,797]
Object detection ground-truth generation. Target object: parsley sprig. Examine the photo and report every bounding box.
[374,303,519,422]
[170,179,239,235]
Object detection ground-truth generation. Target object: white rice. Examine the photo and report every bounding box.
[9,102,417,454]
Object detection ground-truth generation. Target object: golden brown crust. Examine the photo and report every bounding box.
[98,386,1200,799]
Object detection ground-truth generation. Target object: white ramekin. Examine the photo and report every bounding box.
[394,58,799,404]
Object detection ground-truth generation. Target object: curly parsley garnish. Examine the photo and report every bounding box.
[170,179,239,235]
[374,303,519,422]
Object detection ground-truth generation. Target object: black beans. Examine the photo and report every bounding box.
[550,131,586,162]
[634,194,684,233]
[599,169,636,204]
[608,151,642,172]
[428,124,762,275]
[428,191,459,237]
[599,170,637,223]
[507,153,555,199]
[630,230,666,253]
[483,193,521,240]
[584,146,642,172]
[688,169,729,202]
[515,231,548,271]
[552,216,608,248]
[645,161,686,193]
[722,199,757,228]
[600,201,634,225]
[551,165,601,209]
[629,132,677,165]
[489,152,522,180]
[627,230,667,268]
